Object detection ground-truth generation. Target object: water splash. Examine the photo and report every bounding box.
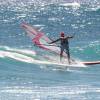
[0,46,86,68]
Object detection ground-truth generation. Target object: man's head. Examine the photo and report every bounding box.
[60,32,64,37]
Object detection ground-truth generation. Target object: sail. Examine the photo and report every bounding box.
[21,23,67,56]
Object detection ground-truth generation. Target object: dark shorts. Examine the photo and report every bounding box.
[60,45,69,53]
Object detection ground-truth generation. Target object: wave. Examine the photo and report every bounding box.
[0,85,100,99]
[0,46,86,69]
[0,0,100,15]
[0,0,99,11]
[60,2,80,8]
[72,41,100,61]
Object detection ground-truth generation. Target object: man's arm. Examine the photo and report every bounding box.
[49,38,60,44]
[66,35,74,39]
[68,36,74,38]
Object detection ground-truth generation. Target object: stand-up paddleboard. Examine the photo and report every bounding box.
[21,23,100,66]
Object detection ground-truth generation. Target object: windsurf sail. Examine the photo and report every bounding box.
[21,23,67,57]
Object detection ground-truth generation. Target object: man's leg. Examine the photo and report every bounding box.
[67,50,71,64]
[60,46,64,62]
[66,48,71,64]
[60,51,63,62]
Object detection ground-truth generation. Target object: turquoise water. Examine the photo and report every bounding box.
[0,0,100,99]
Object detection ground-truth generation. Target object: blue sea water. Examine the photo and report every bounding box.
[0,0,100,99]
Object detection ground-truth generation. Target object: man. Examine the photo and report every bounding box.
[49,32,73,64]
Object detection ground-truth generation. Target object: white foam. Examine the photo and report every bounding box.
[0,46,36,55]
[60,2,80,8]
[0,51,34,63]
[0,46,86,68]
[0,50,86,68]
[1,85,100,98]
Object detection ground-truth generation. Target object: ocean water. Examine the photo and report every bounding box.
[0,0,100,99]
